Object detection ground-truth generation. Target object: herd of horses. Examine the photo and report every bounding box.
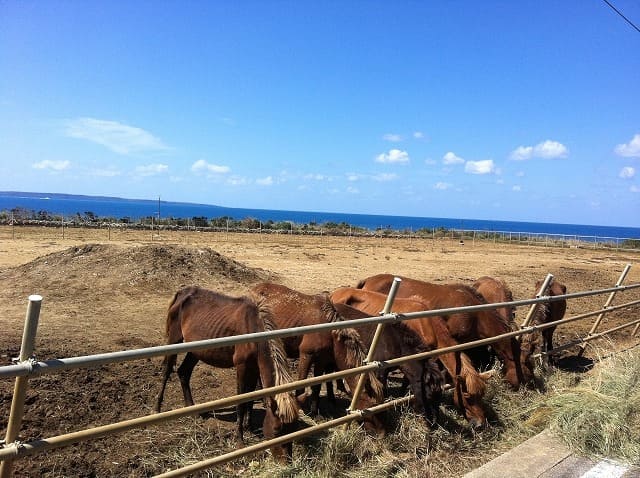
[154,273,568,460]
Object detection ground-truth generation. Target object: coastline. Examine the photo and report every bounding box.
[1,190,639,240]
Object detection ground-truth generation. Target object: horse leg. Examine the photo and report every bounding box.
[297,352,320,415]
[235,361,259,445]
[401,363,427,417]
[324,363,336,403]
[176,352,199,408]
[155,354,177,412]
[543,327,556,364]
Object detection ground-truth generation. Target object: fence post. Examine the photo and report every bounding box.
[578,264,632,356]
[346,277,402,418]
[0,295,43,478]
[520,273,554,330]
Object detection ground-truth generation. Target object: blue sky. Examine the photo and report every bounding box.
[1,1,639,227]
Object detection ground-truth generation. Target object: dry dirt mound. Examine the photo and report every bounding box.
[2,243,278,299]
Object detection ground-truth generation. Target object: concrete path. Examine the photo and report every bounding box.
[463,430,639,478]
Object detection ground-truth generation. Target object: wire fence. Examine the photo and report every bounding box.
[2,221,640,251]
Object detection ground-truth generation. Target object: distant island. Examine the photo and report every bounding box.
[0,190,169,204]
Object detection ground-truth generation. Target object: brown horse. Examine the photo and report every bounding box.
[522,279,567,362]
[330,287,489,428]
[471,276,517,369]
[473,276,516,323]
[333,302,445,426]
[357,274,533,390]
[155,286,299,461]
[249,282,385,436]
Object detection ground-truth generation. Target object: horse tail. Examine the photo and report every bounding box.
[324,299,385,402]
[257,301,299,424]
[165,286,195,341]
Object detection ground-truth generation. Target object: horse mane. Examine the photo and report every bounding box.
[520,302,548,356]
[321,297,385,402]
[458,352,487,397]
[393,320,430,352]
[455,283,515,331]
[256,300,299,424]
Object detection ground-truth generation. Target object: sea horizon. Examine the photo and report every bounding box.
[1,190,639,240]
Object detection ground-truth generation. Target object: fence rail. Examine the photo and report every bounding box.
[1,271,640,477]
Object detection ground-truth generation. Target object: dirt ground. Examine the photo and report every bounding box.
[1,225,639,477]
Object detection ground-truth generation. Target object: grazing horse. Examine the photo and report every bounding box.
[357,274,533,390]
[471,276,518,370]
[473,276,516,323]
[330,287,490,428]
[249,282,385,436]
[522,279,567,362]
[332,302,445,426]
[155,286,299,461]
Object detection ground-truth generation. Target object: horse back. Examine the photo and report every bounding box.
[250,282,334,357]
[170,286,264,367]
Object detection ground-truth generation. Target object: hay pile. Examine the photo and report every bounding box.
[545,348,640,463]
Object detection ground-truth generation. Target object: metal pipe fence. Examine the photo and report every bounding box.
[1,273,640,476]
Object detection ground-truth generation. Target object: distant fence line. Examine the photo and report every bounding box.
[1,216,639,251]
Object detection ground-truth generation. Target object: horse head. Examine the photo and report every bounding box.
[452,356,490,428]
[330,327,386,437]
[262,396,298,461]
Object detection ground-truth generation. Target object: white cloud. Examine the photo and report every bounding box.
[509,146,533,161]
[442,151,465,165]
[434,182,451,190]
[134,163,168,176]
[191,159,231,174]
[256,176,274,185]
[619,166,635,179]
[304,173,329,181]
[413,131,424,139]
[65,117,169,154]
[534,140,568,159]
[346,173,360,181]
[375,149,409,164]
[227,176,248,186]
[32,159,70,171]
[372,173,399,181]
[615,133,640,158]
[512,185,522,191]
[465,159,495,175]
[383,133,403,142]
[631,185,640,193]
[510,140,568,160]
[346,186,359,194]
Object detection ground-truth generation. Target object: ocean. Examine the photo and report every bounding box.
[1,191,639,240]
